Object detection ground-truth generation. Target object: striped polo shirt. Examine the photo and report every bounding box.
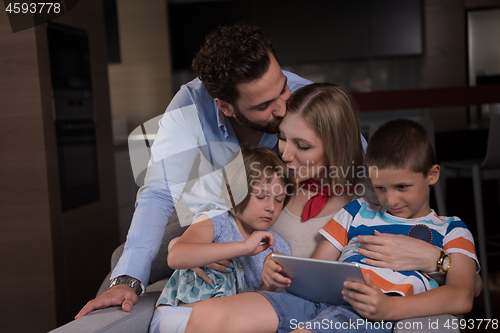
[319,198,479,296]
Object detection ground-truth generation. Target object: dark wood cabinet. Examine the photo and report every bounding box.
[0,1,119,331]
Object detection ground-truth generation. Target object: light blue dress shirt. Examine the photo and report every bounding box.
[111,71,312,285]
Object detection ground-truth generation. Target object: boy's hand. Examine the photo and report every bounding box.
[342,272,394,321]
[262,253,291,289]
[244,231,275,256]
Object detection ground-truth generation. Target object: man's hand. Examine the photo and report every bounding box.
[75,284,139,319]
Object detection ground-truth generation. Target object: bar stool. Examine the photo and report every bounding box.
[439,114,500,319]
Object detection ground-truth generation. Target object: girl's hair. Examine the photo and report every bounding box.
[286,83,364,188]
[223,146,294,214]
[365,119,436,176]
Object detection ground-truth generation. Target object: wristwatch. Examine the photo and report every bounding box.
[108,275,144,296]
[436,250,451,273]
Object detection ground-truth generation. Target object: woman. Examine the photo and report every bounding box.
[184,83,446,333]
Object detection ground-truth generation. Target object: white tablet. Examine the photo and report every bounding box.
[271,254,365,305]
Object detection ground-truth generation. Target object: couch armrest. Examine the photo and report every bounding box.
[50,280,168,333]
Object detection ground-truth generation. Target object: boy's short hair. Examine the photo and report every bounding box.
[192,22,276,105]
[223,146,294,214]
[365,119,437,176]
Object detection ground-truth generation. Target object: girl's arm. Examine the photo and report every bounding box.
[168,215,275,269]
[343,253,476,321]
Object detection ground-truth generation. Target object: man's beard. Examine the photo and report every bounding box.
[232,105,282,134]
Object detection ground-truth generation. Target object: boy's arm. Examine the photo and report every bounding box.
[343,253,476,321]
[168,216,275,269]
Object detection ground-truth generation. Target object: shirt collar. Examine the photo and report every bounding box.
[215,103,228,138]
[259,132,279,149]
[215,102,278,151]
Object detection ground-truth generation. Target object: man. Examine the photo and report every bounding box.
[76,22,312,317]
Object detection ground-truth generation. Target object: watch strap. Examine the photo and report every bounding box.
[108,276,144,296]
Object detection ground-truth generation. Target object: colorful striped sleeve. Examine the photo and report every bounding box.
[319,201,357,251]
[443,218,480,273]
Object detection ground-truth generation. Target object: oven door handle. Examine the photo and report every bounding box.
[56,121,96,131]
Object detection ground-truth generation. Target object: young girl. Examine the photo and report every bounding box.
[150,146,294,333]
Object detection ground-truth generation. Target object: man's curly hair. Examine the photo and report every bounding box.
[192,22,277,105]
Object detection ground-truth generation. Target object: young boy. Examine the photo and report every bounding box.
[253,119,479,332]
[312,119,479,324]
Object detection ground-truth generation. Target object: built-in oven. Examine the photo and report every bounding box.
[47,23,100,211]
[54,120,100,211]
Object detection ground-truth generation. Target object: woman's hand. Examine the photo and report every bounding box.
[355,231,441,273]
[244,231,275,256]
[342,273,394,321]
[189,261,236,286]
[170,235,234,285]
[204,260,234,273]
[261,253,291,290]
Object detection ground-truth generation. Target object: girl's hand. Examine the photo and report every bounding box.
[355,231,441,273]
[244,231,275,256]
[261,253,291,290]
[342,273,394,321]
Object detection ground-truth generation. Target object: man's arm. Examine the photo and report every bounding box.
[112,103,203,282]
[343,253,476,321]
[76,92,204,318]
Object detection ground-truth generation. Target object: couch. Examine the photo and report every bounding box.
[50,211,460,333]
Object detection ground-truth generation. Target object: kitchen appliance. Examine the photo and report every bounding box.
[47,23,100,211]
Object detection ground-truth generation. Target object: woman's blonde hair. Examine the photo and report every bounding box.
[286,83,364,188]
